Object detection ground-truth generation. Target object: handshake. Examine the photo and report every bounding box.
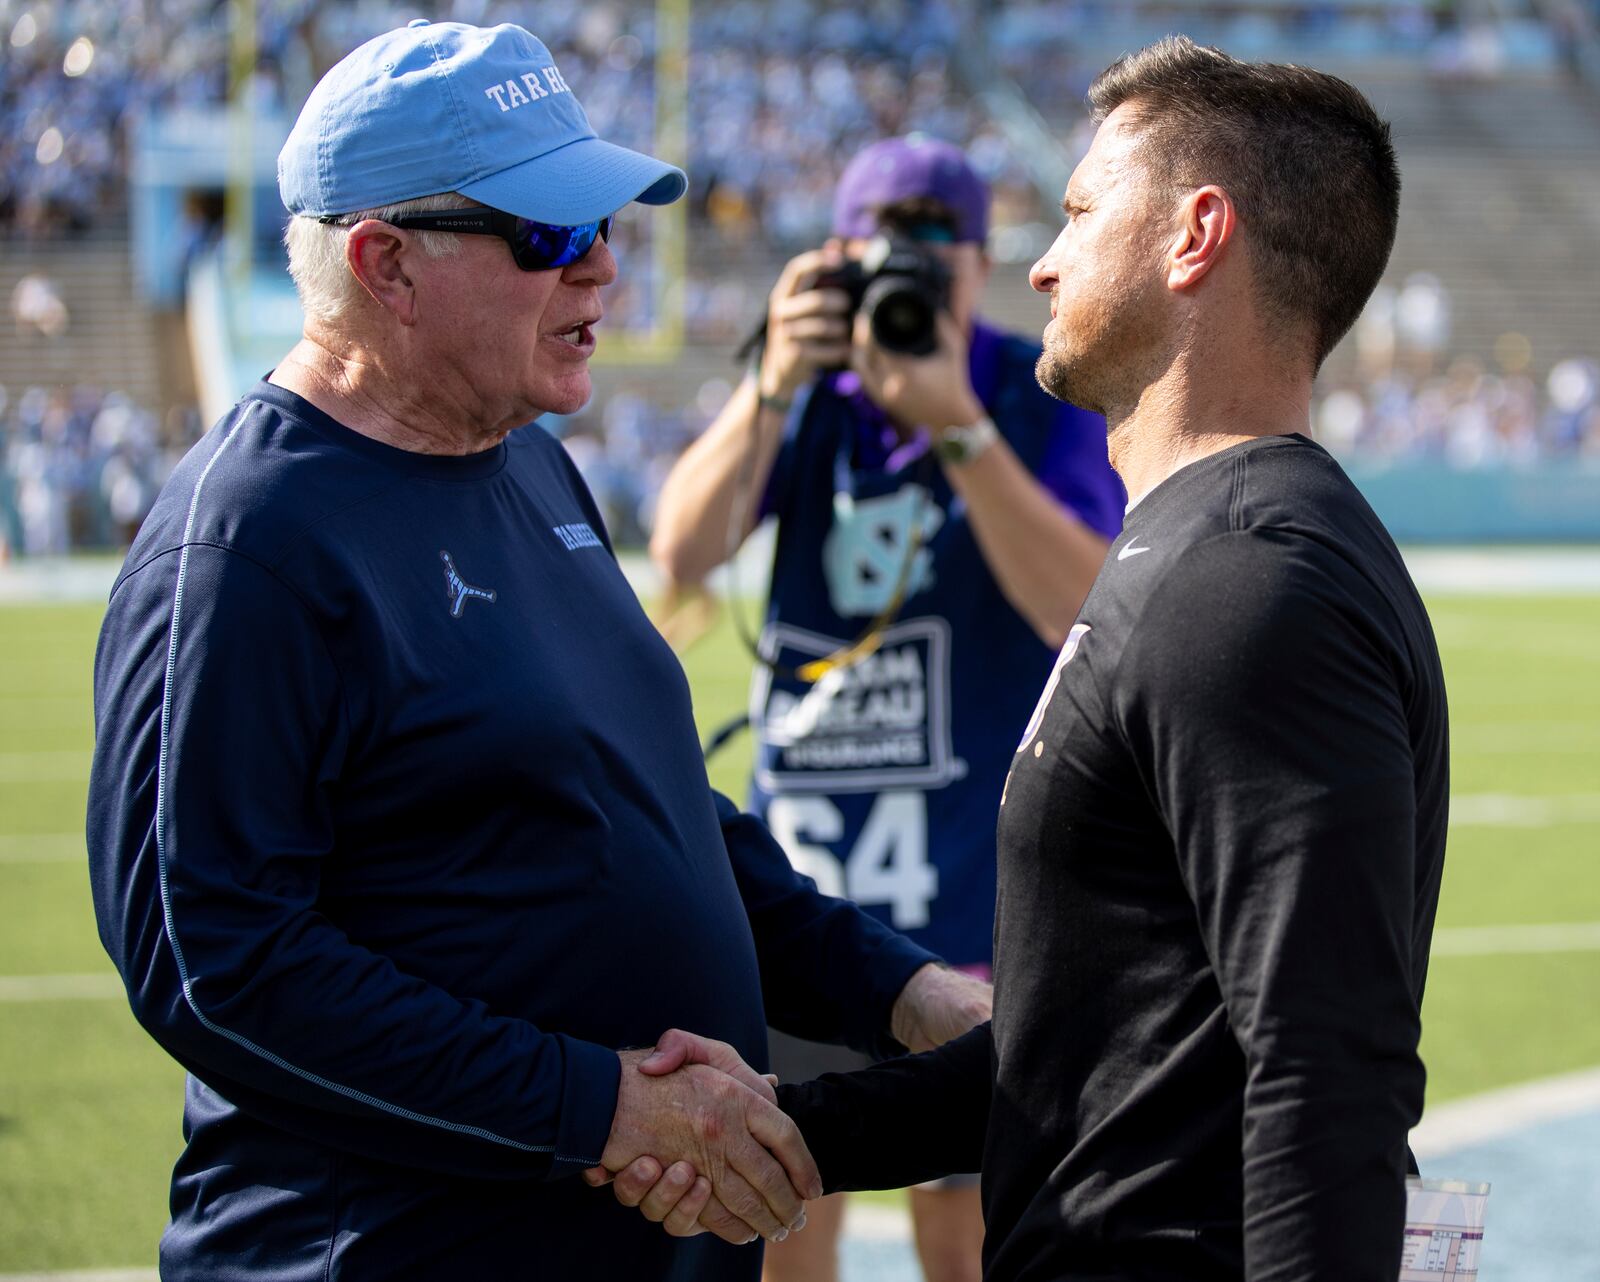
[585,962,992,1244]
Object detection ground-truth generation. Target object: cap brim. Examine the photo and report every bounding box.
[458,135,686,225]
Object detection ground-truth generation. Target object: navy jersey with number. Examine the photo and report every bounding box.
[749,323,1124,964]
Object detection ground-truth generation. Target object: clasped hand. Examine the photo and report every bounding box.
[589,1031,819,1246]
[587,965,992,1244]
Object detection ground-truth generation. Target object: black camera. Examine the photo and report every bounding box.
[814,236,952,359]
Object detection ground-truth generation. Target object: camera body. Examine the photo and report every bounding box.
[814,235,952,359]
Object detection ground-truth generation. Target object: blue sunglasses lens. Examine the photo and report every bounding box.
[512,215,612,270]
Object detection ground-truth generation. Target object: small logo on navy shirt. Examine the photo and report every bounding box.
[553,522,603,551]
[440,551,497,618]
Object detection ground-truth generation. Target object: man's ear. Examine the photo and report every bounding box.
[1166,185,1235,293]
[345,220,418,324]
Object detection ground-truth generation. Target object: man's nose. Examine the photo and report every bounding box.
[1028,254,1056,295]
[1029,226,1071,295]
[566,233,618,287]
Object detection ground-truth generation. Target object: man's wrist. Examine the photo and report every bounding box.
[934,415,999,466]
[555,1034,626,1171]
[753,365,796,410]
[890,962,993,1053]
[889,962,943,1049]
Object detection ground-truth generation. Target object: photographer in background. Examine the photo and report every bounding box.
[650,136,1123,1282]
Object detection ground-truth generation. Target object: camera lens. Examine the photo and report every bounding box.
[862,277,940,356]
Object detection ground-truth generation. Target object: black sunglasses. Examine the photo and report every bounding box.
[321,207,612,272]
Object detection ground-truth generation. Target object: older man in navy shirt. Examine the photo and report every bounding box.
[87,23,986,1282]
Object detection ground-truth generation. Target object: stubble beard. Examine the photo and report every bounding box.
[1035,313,1127,421]
[1036,339,1105,417]
[1035,279,1164,425]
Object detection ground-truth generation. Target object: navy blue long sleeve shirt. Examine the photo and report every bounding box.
[86,381,934,1281]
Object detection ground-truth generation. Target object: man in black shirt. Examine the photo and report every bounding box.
[596,36,1447,1281]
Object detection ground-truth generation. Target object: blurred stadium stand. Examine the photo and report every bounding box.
[3,0,1600,555]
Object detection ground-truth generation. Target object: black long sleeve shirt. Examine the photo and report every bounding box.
[780,434,1449,1281]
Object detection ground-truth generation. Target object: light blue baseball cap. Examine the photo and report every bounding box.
[278,19,686,224]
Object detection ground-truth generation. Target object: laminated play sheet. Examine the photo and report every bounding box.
[1401,1178,1491,1281]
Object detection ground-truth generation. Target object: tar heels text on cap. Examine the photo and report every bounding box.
[483,65,573,112]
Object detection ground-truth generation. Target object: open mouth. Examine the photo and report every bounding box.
[551,322,596,349]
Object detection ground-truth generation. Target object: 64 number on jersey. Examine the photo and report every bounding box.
[766,791,937,929]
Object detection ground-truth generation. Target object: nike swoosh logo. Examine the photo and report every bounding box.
[1118,544,1152,561]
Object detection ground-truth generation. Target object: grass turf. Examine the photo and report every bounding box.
[1,593,1596,1269]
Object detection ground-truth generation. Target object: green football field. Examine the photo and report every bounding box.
[1,591,1597,1271]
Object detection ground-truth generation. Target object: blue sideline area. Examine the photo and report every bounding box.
[1346,463,1600,544]
[1416,1108,1600,1281]
[837,1110,1600,1281]
[841,1237,919,1282]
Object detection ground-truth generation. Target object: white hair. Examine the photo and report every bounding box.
[283,192,474,325]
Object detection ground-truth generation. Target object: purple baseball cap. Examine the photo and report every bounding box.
[831,135,989,244]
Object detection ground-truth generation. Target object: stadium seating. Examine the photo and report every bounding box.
[4,0,1600,552]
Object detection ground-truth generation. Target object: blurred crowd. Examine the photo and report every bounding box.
[556,386,714,549]
[989,0,1571,115]
[3,0,1048,345]
[3,0,1599,556]
[563,373,1600,552]
[1316,359,1600,467]
[1,0,314,235]
[1313,274,1600,465]
[4,0,1570,240]
[2,0,1041,245]
[5,344,1595,559]
[0,380,201,558]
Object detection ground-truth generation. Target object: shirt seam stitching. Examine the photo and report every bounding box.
[181,541,358,746]
[321,1149,339,1282]
[153,422,553,1157]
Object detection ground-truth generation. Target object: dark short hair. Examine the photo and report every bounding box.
[1088,36,1400,369]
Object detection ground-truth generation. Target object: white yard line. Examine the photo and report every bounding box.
[1,920,1593,1010]
[0,1272,156,1282]
[0,557,120,604]
[1412,1065,1600,1160]
[7,547,1597,607]
[0,973,122,1002]
[1429,922,1600,956]
[629,545,1600,601]
[1449,792,1600,826]
[0,790,1586,875]
[1403,548,1600,594]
